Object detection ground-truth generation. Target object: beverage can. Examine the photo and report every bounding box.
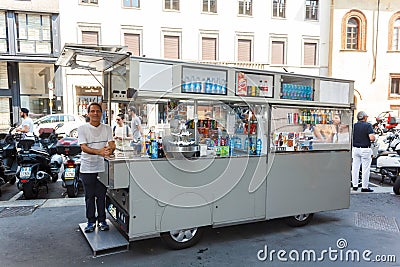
[287,113,293,124]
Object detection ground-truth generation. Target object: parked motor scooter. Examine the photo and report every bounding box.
[16,128,63,199]
[56,137,82,198]
[0,126,18,197]
[372,111,398,136]
[369,131,400,185]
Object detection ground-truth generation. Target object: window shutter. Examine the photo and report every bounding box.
[271,41,284,64]
[124,33,140,56]
[202,37,216,60]
[82,31,98,45]
[304,43,316,65]
[238,39,251,61]
[0,62,8,89]
[164,35,180,59]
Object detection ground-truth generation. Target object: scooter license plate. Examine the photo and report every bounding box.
[20,167,31,178]
[64,168,76,179]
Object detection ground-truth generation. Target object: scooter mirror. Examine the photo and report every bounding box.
[55,123,64,130]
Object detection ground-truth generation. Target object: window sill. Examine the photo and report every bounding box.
[201,11,218,15]
[122,6,140,9]
[388,95,400,100]
[79,3,99,6]
[272,16,286,20]
[163,9,180,13]
[387,50,400,53]
[304,18,319,22]
[339,49,367,52]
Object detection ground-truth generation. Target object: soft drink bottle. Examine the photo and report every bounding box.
[256,138,262,155]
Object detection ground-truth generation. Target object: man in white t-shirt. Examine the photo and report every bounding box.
[16,108,34,134]
[78,103,115,233]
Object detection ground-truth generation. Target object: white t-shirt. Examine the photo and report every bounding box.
[19,117,34,133]
[131,116,142,141]
[113,124,131,147]
[78,123,113,173]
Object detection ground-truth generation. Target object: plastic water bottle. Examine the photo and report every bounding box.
[205,78,211,93]
[236,137,242,149]
[256,138,262,155]
[151,139,158,159]
[229,137,235,156]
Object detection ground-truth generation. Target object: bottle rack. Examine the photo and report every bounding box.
[281,83,313,101]
[287,109,334,125]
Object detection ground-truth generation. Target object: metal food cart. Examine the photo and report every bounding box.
[56,45,354,254]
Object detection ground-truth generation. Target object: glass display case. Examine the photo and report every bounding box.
[235,71,274,97]
[270,106,351,152]
[280,75,314,101]
[133,99,266,158]
[181,67,227,95]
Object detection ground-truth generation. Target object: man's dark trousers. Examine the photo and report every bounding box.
[80,172,107,223]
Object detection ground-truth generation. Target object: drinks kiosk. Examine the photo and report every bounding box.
[56,45,354,253]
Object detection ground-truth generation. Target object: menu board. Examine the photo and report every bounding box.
[181,67,227,95]
[235,71,274,97]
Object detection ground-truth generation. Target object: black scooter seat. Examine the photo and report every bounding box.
[29,148,50,157]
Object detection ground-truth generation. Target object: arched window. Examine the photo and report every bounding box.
[388,13,400,51]
[393,19,400,50]
[346,18,359,49]
[341,10,367,51]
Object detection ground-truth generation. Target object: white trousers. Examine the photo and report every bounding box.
[351,147,372,188]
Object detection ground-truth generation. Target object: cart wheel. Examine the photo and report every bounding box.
[161,227,204,249]
[285,213,314,227]
[393,176,400,195]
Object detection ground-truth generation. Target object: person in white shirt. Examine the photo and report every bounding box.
[78,102,116,233]
[128,106,143,142]
[16,108,34,134]
[113,114,132,148]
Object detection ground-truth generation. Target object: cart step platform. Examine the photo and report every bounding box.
[79,219,129,257]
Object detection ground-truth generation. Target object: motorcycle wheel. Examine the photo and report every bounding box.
[51,173,58,183]
[393,176,400,195]
[9,176,16,185]
[66,182,78,198]
[22,182,39,199]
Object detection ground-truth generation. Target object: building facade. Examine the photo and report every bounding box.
[0,0,61,129]
[58,0,330,115]
[331,0,400,118]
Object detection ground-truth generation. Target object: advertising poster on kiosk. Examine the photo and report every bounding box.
[236,71,274,97]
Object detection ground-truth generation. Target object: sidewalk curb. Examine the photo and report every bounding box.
[0,197,85,208]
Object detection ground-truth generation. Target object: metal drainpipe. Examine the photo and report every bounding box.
[371,0,380,83]
[328,0,334,77]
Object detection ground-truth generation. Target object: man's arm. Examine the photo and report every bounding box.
[137,124,143,136]
[107,140,116,153]
[369,133,376,142]
[16,125,29,133]
[368,124,376,142]
[81,143,108,157]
